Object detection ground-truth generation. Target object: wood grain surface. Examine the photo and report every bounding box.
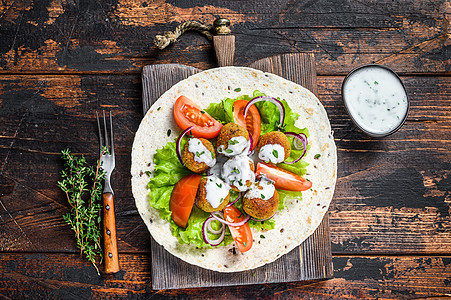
[0,0,450,298]
[0,253,450,299]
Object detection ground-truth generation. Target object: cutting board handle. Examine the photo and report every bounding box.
[213,18,235,67]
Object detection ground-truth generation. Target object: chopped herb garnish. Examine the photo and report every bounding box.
[234,88,241,92]
[220,198,224,203]
[387,108,391,111]
[238,214,242,219]
[211,152,215,159]
[232,168,240,174]
[167,129,171,137]
[157,107,161,111]
[196,151,205,157]
[145,171,152,176]
[374,81,379,85]
[272,150,278,158]
[314,154,321,159]
[261,194,265,199]
[216,182,222,188]
[225,148,233,154]
[238,179,243,186]
[200,110,205,114]
[260,235,265,239]
[228,139,239,145]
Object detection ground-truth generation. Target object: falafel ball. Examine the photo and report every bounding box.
[243,179,279,219]
[256,131,291,164]
[196,176,230,212]
[221,155,255,192]
[182,138,216,173]
[216,123,250,156]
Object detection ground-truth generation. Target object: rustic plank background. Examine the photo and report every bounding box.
[0,0,450,298]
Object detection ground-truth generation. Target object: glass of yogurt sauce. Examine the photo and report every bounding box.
[341,64,410,137]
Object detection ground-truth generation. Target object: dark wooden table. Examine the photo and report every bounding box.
[1,1,450,299]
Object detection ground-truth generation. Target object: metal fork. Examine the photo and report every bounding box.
[96,111,119,274]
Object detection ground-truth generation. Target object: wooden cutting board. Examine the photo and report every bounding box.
[142,53,333,290]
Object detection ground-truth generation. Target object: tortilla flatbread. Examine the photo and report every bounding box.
[131,67,336,272]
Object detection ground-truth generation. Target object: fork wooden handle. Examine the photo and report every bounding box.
[103,192,119,274]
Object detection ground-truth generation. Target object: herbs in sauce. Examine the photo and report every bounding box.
[343,66,408,135]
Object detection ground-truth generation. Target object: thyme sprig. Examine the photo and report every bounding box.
[58,149,106,275]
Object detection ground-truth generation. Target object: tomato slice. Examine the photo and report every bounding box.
[173,96,223,139]
[169,174,202,228]
[233,100,261,150]
[255,162,312,191]
[223,205,253,253]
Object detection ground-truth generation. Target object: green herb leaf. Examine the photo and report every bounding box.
[145,171,152,176]
[157,107,161,111]
[314,154,321,159]
[272,150,278,158]
[200,110,205,114]
[232,168,240,174]
[228,139,239,145]
[260,235,265,239]
[225,148,233,154]
[261,194,265,199]
[216,182,222,188]
[167,129,171,137]
[234,88,241,92]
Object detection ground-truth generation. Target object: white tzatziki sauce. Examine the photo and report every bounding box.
[188,138,216,167]
[221,155,255,192]
[245,176,275,200]
[208,154,227,178]
[218,136,249,156]
[343,66,408,134]
[205,176,230,208]
[258,144,285,164]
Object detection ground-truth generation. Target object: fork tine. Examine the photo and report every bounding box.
[103,110,109,151]
[96,111,103,151]
[109,111,114,156]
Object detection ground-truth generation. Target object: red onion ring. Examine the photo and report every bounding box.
[226,192,242,207]
[175,126,193,166]
[244,96,285,128]
[207,218,224,234]
[202,216,225,246]
[283,132,308,165]
[250,212,276,222]
[211,211,250,227]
